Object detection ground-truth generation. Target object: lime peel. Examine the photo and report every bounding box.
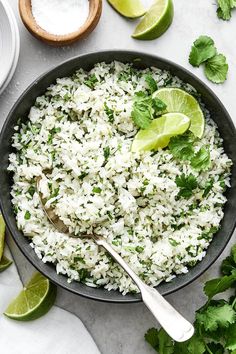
[107,0,146,19]
[0,214,6,260]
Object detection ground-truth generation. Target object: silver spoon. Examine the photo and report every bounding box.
[37,177,194,342]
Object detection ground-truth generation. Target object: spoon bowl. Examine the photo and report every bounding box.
[19,0,102,46]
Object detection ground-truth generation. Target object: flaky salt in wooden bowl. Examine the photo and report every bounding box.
[19,0,102,46]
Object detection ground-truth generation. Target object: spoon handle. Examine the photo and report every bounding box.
[95,236,194,342]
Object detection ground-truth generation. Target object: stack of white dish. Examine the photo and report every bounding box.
[0,0,20,95]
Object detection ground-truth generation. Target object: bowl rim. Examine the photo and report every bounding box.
[1,50,236,303]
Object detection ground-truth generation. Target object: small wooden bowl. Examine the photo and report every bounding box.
[19,0,102,46]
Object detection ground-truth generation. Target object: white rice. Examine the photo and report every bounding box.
[8,61,232,294]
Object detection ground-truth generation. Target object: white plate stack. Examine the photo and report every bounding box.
[0,0,20,95]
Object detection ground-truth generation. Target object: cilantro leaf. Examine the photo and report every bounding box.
[158,329,174,354]
[204,271,236,299]
[226,323,236,350]
[131,92,153,129]
[189,36,217,67]
[145,74,158,93]
[131,92,166,129]
[84,74,98,89]
[196,303,236,332]
[152,97,167,114]
[232,244,236,263]
[173,335,206,354]
[190,147,211,171]
[145,327,159,351]
[175,174,198,199]
[204,54,228,84]
[169,133,195,161]
[145,328,174,353]
[221,256,236,275]
[217,0,232,20]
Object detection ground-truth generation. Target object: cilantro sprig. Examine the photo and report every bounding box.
[131,91,166,129]
[189,36,228,84]
[145,244,236,353]
[169,133,211,172]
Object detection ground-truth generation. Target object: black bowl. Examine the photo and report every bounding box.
[0,51,236,303]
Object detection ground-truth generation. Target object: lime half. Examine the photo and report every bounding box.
[0,255,12,273]
[0,214,6,260]
[107,0,146,18]
[132,0,174,40]
[4,272,57,321]
[153,88,205,138]
[131,113,190,152]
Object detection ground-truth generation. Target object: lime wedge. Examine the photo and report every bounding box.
[0,214,6,260]
[153,88,205,138]
[132,0,174,40]
[4,272,57,321]
[0,255,12,273]
[107,0,146,18]
[131,113,190,152]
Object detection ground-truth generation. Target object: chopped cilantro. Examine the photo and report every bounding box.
[74,256,85,264]
[135,246,144,253]
[104,103,114,123]
[190,147,211,171]
[24,210,31,220]
[169,239,180,247]
[27,185,35,197]
[78,268,88,281]
[189,36,217,67]
[145,74,158,93]
[84,74,98,89]
[92,187,102,194]
[103,147,110,161]
[175,174,198,199]
[202,178,214,197]
[78,171,89,180]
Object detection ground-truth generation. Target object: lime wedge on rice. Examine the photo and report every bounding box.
[107,0,146,18]
[153,88,205,138]
[131,112,190,152]
[0,214,6,260]
[0,255,12,273]
[4,272,57,321]
[132,0,174,40]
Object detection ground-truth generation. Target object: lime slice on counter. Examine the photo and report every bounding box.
[132,0,174,40]
[153,88,205,138]
[0,214,6,260]
[131,113,190,152]
[107,0,146,18]
[4,272,57,321]
[0,255,12,273]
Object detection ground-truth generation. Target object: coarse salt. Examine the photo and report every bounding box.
[31,0,90,36]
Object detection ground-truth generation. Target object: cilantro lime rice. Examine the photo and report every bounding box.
[8,62,232,294]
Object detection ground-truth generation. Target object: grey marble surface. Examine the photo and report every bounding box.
[1,1,236,353]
